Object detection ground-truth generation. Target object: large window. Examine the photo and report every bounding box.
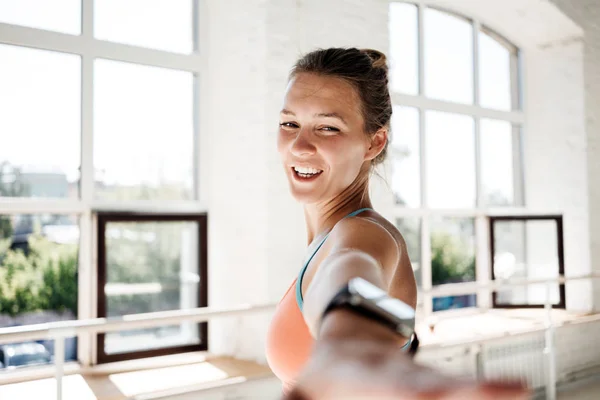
[0,1,205,369]
[389,3,524,313]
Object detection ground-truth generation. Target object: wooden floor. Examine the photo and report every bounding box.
[557,377,600,400]
[0,356,274,400]
[173,375,600,400]
[169,375,600,400]
[2,354,600,400]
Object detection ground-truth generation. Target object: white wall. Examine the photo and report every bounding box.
[549,0,600,317]
[524,39,590,310]
[203,0,271,359]
[203,0,594,362]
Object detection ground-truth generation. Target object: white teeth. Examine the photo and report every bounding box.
[294,166,322,175]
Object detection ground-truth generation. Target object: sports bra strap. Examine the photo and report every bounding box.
[295,207,373,311]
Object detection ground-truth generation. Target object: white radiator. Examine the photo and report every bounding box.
[480,335,547,390]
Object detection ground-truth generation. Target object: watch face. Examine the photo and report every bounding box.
[349,277,387,300]
[376,297,415,321]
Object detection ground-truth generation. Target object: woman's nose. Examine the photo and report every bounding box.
[290,129,316,157]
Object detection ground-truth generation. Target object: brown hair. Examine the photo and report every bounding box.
[290,47,392,166]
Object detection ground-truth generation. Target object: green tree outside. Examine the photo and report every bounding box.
[431,231,475,285]
[0,233,78,317]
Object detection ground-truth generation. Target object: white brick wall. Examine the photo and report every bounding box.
[550,0,600,320]
[203,0,598,362]
[203,0,270,359]
[524,40,591,310]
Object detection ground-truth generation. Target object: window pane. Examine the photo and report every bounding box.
[396,218,421,288]
[431,217,476,311]
[426,111,475,208]
[493,220,561,306]
[424,8,473,104]
[94,59,194,201]
[481,119,519,206]
[94,0,193,54]
[0,0,81,35]
[0,45,81,199]
[391,106,420,207]
[104,220,201,355]
[0,214,79,369]
[479,29,513,111]
[389,3,418,95]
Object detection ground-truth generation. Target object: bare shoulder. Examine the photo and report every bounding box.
[325,211,403,272]
[327,211,417,307]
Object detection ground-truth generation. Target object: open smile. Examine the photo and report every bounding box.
[291,166,323,182]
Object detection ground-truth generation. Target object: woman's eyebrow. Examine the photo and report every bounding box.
[280,109,347,125]
[314,112,347,125]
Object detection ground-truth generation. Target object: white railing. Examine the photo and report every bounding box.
[1,273,599,400]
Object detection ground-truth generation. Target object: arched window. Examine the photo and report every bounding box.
[388,3,524,313]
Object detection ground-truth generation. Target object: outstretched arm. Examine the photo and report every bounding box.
[301,216,410,342]
[287,217,528,400]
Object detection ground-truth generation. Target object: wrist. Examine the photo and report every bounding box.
[318,308,404,345]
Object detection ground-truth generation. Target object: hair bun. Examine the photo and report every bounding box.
[360,48,388,71]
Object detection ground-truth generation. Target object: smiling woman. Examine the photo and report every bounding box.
[266,47,528,399]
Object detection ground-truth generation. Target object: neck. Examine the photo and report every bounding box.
[303,174,372,245]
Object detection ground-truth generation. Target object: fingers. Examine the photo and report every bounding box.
[479,380,530,399]
[413,381,529,400]
[281,387,312,400]
[282,382,529,400]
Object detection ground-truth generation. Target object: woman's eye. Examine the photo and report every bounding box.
[320,126,340,133]
[279,122,298,129]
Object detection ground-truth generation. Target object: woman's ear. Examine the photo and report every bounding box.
[365,128,388,162]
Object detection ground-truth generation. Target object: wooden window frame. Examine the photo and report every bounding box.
[96,212,208,364]
[489,215,565,309]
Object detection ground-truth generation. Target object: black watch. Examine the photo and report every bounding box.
[320,277,419,354]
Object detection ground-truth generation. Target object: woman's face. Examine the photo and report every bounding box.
[277,72,378,205]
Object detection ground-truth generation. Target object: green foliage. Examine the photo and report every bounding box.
[431,232,475,285]
[37,256,78,314]
[106,222,183,284]
[0,220,190,320]
[0,234,78,317]
[0,219,11,241]
[0,162,27,244]
[103,222,186,317]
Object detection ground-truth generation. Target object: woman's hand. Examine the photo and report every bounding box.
[283,311,529,400]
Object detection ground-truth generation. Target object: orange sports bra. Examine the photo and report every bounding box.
[265,208,372,392]
[265,208,411,393]
[265,277,314,394]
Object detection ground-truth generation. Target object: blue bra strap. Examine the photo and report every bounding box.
[344,207,373,218]
[400,337,411,352]
[295,235,328,312]
[295,207,373,311]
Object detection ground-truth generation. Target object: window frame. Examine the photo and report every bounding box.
[389,1,526,316]
[0,0,209,368]
[96,212,208,364]
[489,215,566,309]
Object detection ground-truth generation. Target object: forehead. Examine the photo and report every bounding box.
[283,73,362,116]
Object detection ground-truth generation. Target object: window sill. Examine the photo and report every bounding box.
[0,352,274,400]
[417,308,593,347]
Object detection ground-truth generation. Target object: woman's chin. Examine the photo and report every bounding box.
[289,188,323,205]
